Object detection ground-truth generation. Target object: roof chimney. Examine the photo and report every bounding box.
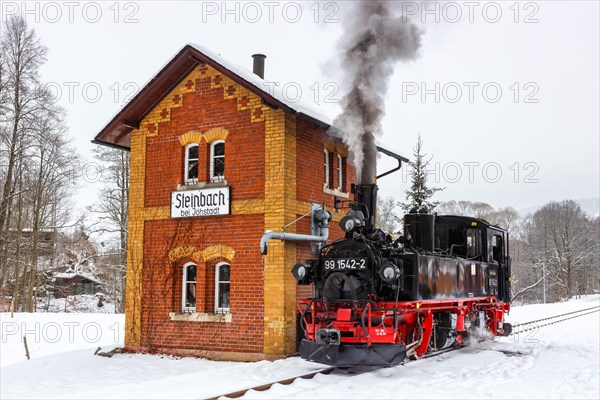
[252,54,266,79]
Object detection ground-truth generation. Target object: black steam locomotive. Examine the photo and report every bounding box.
[293,183,512,367]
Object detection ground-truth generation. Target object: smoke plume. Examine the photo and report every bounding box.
[332,1,422,184]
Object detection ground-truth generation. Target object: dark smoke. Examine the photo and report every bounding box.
[332,1,422,184]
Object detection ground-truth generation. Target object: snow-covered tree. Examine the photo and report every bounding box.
[399,135,443,213]
[523,200,598,301]
[377,196,401,233]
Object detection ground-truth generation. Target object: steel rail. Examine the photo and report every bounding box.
[206,367,338,400]
[510,305,599,330]
[510,307,599,335]
[208,305,599,399]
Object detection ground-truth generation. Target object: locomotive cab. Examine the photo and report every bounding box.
[432,215,512,303]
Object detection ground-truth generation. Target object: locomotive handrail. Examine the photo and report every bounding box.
[299,299,314,334]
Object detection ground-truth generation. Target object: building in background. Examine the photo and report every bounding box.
[51,273,103,297]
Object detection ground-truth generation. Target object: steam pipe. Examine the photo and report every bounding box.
[260,228,329,255]
[375,146,409,180]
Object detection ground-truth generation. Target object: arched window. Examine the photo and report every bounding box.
[184,144,199,184]
[210,141,225,182]
[323,149,330,188]
[215,262,230,313]
[182,262,197,311]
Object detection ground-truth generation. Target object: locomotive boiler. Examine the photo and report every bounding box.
[293,183,512,367]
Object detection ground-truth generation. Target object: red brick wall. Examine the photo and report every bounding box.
[141,215,264,353]
[144,75,265,208]
[295,118,356,206]
[294,117,357,300]
[139,71,268,353]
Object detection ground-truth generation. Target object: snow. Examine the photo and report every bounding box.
[188,43,335,126]
[53,273,102,285]
[1,296,598,399]
[42,294,116,314]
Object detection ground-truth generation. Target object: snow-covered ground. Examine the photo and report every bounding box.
[1,296,598,399]
[42,294,117,314]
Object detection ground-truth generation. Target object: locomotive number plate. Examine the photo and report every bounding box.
[323,258,367,271]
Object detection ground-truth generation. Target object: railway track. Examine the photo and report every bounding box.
[509,305,600,335]
[207,305,599,400]
[205,366,378,400]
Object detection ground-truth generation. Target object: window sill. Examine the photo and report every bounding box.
[177,180,229,191]
[323,187,349,198]
[169,312,233,323]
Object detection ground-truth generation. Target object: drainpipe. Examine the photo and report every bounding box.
[260,205,331,255]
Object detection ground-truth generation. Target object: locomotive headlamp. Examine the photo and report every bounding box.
[292,263,308,281]
[378,263,401,283]
[339,210,365,233]
[340,216,357,232]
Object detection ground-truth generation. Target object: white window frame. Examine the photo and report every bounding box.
[214,261,230,313]
[337,154,343,191]
[210,140,225,182]
[323,149,330,188]
[184,143,199,184]
[182,262,197,312]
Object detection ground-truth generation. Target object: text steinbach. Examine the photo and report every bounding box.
[173,191,227,209]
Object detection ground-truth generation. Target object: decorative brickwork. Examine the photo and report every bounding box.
[202,244,235,262]
[168,246,203,263]
[178,131,203,147]
[203,127,229,144]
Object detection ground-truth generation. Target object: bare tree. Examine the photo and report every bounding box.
[0,16,79,310]
[435,200,496,221]
[488,207,521,233]
[86,146,129,311]
[0,16,50,290]
[524,201,598,301]
[377,195,400,233]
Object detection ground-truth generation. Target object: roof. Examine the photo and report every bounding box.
[93,43,335,150]
[54,273,103,285]
[435,215,506,232]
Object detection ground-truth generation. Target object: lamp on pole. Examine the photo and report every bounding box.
[543,262,547,304]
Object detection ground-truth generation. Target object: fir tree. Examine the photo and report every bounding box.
[400,134,444,213]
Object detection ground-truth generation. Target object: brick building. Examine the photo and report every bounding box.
[94,44,356,361]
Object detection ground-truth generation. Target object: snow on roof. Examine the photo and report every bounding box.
[190,45,411,165]
[188,43,335,127]
[54,273,102,285]
[95,42,407,159]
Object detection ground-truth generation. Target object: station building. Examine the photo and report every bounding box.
[94,44,356,361]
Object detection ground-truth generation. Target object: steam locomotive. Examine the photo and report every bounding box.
[293,183,512,367]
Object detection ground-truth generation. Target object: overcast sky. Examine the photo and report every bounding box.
[3,0,598,214]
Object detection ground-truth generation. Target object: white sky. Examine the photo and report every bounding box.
[3,0,599,214]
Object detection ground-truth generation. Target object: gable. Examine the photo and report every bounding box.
[93,44,332,150]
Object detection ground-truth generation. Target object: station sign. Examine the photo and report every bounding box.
[171,187,230,218]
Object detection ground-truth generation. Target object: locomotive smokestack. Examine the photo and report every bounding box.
[252,54,266,79]
[332,1,422,184]
[353,184,378,232]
